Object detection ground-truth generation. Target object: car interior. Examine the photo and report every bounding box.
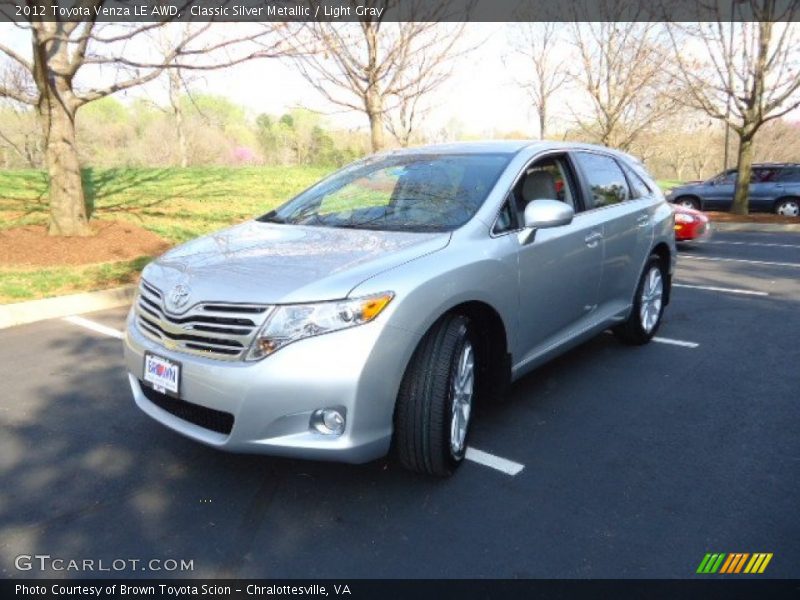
[495,156,577,233]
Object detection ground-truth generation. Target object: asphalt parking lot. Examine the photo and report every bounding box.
[1,229,798,579]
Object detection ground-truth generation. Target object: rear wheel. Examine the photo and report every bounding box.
[676,196,700,210]
[394,314,475,476]
[774,198,800,217]
[613,255,666,345]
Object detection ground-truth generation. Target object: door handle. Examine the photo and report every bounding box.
[584,231,602,248]
[636,214,650,227]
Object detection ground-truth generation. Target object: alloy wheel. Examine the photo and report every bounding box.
[776,201,800,217]
[450,341,474,457]
[639,267,663,334]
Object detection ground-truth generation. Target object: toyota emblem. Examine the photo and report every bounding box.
[167,284,191,312]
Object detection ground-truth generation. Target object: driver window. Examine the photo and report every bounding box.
[715,171,736,185]
[513,156,576,216]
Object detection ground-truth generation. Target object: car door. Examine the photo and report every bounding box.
[572,151,653,317]
[748,167,780,211]
[703,170,736,210]
[774,166,800,206]
[512,153,604,364]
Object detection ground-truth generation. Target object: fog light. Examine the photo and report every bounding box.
[311,408,345,435]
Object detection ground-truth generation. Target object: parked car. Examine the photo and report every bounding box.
[672,203,711,242]
[665,163,800,216]
[124,141,676,476]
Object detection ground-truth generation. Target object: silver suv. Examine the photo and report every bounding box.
[124,141,676,476]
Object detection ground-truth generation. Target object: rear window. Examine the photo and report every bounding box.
[574,152,631,208]
[754,168,781,182]
[620,162,653,198]
[776,167,800,183]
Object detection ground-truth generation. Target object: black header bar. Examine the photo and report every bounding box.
[2,0,800,23]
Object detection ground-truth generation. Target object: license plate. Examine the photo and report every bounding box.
[143,352,181,396]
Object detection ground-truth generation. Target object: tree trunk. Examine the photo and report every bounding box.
[731,133,754,216]
[31,22,91,237]
[366,93,384,152]
[538,106,547,140]
[367,110,384,152]
[169,69,189,168]
[41,100,90,236]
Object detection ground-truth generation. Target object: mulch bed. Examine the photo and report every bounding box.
[0,220,171,267]
[705,211,799,224]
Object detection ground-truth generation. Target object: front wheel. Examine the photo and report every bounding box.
[613,255,666,345]
[676,196,700,210]
[775,198,800,217]
[394,314,476,476]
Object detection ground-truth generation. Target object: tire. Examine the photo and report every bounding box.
[676,196,700,211]
[613,255,666,345]
[774,197,800,217]
[394,314,476,476]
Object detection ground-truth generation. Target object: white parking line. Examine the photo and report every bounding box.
[679,254,800,269]
[703,240,800,250]
[673,283,769,297]
[652,336,699,349]
[62,316,124,339]
[465,447,525,476]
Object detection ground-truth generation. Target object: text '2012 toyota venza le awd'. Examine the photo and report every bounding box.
[124,141,676,476]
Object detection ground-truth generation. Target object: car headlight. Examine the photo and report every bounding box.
[245,292,394,360]
[675,213,696,224]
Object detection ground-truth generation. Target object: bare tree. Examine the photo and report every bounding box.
[566,19,677,151]
[667,2,800,214]
[168,68,190,168]
[0,12,287,235]
[508,22,569,139]
[0,64,42,168]
[157,25,195,169]
[384,85,422,148]
[287,1,466,152]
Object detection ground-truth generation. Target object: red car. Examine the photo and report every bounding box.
[672,203,711,242]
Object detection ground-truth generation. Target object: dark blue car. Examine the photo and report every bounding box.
[666,163,800,217]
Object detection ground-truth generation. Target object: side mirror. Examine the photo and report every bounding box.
[519,199,574,244]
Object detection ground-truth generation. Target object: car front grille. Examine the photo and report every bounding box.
[135,280,270,361]
[139,381,234,435]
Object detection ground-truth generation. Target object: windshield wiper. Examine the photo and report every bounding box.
[257,212,286,224]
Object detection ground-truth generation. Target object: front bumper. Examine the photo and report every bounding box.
[123,308,420,463]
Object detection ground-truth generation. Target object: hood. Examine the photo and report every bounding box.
[142,220,450,305]
[669,181,702,195]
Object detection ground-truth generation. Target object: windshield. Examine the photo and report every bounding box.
[258,153,512,232]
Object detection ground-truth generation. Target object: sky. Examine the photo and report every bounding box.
[0,22,578,137]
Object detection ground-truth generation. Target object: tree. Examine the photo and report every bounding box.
[0,65,42,168]
[286,1,466,152]
[0,15,286,235]
[566,19,677,151]
[384,77,428,147]
[508,22,569,139]
[667,3,800,214]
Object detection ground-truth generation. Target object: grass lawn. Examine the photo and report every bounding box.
[0,166,332,303]
[656,179,683,192]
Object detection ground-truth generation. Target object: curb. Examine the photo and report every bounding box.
[0,285,135,330]
[712,222,800,233]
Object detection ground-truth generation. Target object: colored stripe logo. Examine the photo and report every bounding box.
[697,553,773,574]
